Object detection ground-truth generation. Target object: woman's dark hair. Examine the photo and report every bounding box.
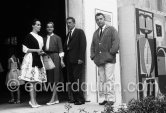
[32,18,40,25]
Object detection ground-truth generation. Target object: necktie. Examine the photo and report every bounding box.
[99,27,102,40]
[67,31,72,45]
[100,27,102,37]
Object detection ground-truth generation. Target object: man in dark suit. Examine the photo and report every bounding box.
[64,17,86,105]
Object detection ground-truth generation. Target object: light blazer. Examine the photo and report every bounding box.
[90,25,119,66]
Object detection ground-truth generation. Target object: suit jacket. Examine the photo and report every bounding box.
[43,34,63,53]
[64,28,86,63]
[90,25,119,66]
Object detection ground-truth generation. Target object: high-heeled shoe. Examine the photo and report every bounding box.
[29,101,41,108]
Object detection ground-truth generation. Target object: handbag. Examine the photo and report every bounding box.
[43,55,55,70]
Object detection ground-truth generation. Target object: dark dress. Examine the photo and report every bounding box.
[44,34,63,83]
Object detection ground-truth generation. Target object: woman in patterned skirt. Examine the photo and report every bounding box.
[19,18,47,108]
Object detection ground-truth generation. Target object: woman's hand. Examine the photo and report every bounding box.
[61,60,65,68]
[37,49,44,55]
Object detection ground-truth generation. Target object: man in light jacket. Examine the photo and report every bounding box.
[90,13,119,105]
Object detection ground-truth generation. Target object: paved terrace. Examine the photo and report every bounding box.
[0,102,104,113]
[0,92,106,113]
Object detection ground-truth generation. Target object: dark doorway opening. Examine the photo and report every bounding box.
[0,0,67,104]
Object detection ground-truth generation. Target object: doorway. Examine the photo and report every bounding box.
[0,0,67,104]
[157,47,166,95]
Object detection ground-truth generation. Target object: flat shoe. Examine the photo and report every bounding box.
[8,99,15,104]
[29,101,40,108]
[16,100,21,104]
[46,100,59,105]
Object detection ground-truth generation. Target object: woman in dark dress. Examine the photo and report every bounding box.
[44,22,65,105]
[19,19,47,108]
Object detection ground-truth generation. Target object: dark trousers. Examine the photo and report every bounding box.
[67,62,85,102]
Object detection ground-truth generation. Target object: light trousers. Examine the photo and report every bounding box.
[98,63,115,102]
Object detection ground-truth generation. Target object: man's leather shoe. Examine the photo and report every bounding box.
[74,101,85,105]
[68,100,75,103]
[99,100,107,105]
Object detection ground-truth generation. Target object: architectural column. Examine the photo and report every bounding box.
[66,0,84,29]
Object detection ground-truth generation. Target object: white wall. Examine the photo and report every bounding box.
[84,0,121,105]
[118,0,166,13]
[118,0,158,11]
[67,0,121,105]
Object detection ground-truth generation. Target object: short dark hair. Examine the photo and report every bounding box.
[32,18,40,25]
[66,17,75,23]
[95,13,105,19]
[47,21,54,27]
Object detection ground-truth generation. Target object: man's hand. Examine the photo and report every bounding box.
[78,60,83,64]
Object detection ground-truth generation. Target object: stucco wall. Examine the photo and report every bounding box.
[118,0,166,13]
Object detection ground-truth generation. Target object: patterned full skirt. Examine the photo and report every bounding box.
[19,53,47,82]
